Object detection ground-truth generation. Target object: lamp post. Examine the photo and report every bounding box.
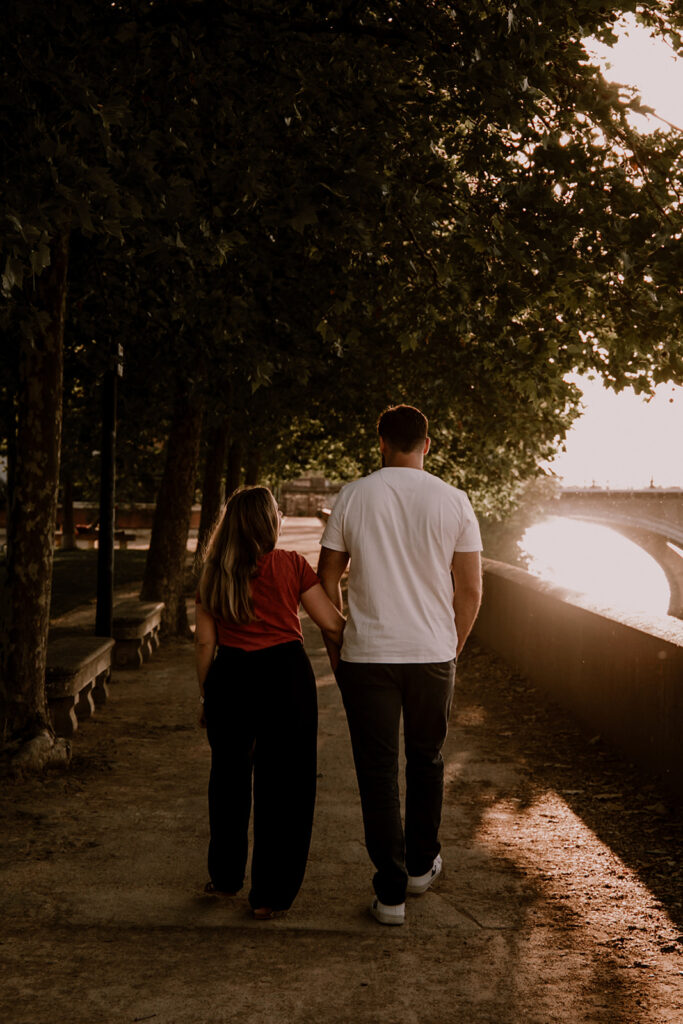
[95,343,124,637]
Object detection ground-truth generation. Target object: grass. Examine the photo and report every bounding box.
[49,549,148,618]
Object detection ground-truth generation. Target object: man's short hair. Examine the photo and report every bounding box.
[377,404,429,452]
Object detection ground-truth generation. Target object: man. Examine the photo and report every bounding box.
[318,404,482,926]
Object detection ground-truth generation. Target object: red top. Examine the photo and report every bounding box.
[198,548,319,651]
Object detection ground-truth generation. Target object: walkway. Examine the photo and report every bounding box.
[0,520,681,1023]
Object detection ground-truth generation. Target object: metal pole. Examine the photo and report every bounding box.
[95,345,123,637]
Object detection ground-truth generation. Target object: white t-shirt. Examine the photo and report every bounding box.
[320,467,482,663]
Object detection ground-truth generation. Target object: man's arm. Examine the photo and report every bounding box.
[317,546,350,669]
[451,551,482,657]
[317,547,350,611]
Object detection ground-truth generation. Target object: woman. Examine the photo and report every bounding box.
[195,486,345,919]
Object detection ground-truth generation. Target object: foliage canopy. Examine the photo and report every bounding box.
[1,0,682,511]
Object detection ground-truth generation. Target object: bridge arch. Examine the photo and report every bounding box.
[551,489,683,619]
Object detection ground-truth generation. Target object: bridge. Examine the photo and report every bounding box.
[550,488,683,618]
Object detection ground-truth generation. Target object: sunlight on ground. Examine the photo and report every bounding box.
[472,790,677,932]
[520,517,670,614]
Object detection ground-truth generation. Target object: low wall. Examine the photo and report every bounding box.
[47,504,202,530]
[474,559,683,801]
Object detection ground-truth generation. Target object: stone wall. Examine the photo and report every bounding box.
[474,558,683,801]
[279,477,341,517]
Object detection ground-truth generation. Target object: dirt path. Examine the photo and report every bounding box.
[1,519,682,1023]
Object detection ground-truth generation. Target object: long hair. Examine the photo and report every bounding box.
[198,486,279,624]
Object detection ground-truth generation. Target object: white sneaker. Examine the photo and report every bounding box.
[407,854,443,895]
[370,897,405,926]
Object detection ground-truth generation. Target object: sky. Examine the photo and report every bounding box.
[585,13,683,131]
[549,377,683,488]
[547,16,683,490]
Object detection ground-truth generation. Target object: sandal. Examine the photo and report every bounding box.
[204,882,237,896]
[252,907,287,920]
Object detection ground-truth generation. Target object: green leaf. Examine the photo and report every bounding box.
[289,207,318,233]
[2,256,25,293]
[30,243,51,275]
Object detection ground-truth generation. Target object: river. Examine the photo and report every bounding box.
[519,516,671,615]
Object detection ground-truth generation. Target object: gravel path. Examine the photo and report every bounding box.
[1,519,681,1023]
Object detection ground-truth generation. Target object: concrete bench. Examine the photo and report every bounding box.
[46,635,115,737]
[75,530,99,549]
[115,530,137,550]
[74,530,137,550]
[112,599,164,669]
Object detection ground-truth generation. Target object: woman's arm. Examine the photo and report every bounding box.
[316,547,350,670]
[300,583,346,669]
[195,602,218,710]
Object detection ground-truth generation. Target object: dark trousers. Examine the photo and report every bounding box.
[204,641,318,911]
[336,659,455,906]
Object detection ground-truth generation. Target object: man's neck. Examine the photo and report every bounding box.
[379,436,429,469]
[382,453,424,469]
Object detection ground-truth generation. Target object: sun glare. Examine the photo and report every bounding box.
[585,13,683,131]
[548,376,683,489]
[520,517,671,615]
[528,20,683,613]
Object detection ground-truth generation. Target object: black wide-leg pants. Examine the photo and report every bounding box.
[204,641,318,911]
[336,659,455,907]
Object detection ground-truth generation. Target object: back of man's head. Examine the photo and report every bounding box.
[377,404,429,453]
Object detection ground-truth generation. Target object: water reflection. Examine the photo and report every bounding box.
[520,516,670,615]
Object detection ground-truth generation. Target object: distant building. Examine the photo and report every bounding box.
[280,475,341,517]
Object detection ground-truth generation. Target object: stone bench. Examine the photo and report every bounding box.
[114,530,137,550]
[74,530,137,550]
[75,530,98,549]
[46,635,115,737]
[112,599,164,669]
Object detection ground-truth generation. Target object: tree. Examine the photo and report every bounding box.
[3,0,683,762]
[140,381,203,636]
[174,0,682,509]
[0,235,69,762]
[0,2,223,750]
[195,417,230,560]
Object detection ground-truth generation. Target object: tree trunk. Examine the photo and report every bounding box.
[195,420,229,563]
[225,438,242,497]
[61,468,76,551]
[1,230,70,761]
[244,448,261,486]
[95,366,118,638]
[140,385,203,637]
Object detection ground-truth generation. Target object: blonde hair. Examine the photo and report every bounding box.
[198,486,279,624]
